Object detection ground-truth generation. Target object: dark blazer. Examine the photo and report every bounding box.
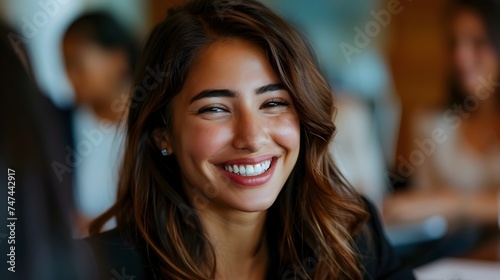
[85,199,415,279]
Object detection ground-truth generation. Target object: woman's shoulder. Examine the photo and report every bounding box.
[83,201,415,280]
[356,197,416,280]
[84,228,154,280]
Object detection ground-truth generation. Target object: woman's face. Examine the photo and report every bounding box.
[450,9,498,96]
[166,39,300,213]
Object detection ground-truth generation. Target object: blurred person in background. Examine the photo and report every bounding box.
[61,11,137,236]
[384,0,500,261]
[0,22,95,280]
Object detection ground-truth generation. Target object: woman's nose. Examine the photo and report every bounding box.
[232,109,269,152]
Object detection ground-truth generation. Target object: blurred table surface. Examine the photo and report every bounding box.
[459,236,500,262]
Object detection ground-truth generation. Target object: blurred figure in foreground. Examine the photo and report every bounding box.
[0,22,95,280]
[61,11,137,236]
[384,0,500,261]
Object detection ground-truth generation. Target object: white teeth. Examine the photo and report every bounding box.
[246,165,255,175]
[255,164,262,173]
[223,159,272,177]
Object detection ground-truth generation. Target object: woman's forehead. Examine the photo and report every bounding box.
[178,39,281,100]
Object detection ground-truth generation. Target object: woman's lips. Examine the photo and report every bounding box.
[218,157,277,187]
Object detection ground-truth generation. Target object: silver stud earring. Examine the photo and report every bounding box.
[161,149,168,156]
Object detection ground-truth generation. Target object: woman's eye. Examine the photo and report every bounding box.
[197,105,228,114]
[261,99,290,109]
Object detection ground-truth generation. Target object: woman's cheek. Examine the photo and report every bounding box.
[270,114,300,149]
[186,120,231,158]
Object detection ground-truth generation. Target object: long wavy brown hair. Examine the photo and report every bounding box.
[90,0,369,279]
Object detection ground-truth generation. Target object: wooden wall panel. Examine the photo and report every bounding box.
[387,0,450,176]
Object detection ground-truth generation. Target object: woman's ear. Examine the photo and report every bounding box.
[152,128,172,154]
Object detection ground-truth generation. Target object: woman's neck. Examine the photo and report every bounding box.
[460,100,500,154]
[91,103,122,123]
[90,82,131,123]
[198,207,269,280]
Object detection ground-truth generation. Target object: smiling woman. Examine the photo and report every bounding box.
[85,0,414,279]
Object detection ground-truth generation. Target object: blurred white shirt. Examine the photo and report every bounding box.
[330,96,387,208]
[73,106,123,222]
[413,112,500,192]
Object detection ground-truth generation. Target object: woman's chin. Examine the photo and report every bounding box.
[226,196,278,213]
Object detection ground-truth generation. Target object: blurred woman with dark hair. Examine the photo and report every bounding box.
[86,1,414,279]
[385,0,500,255]
[61,11,138,235]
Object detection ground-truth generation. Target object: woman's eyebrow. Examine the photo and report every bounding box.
[190,89,237,104]
[189,83,285,104]
[256,83,285,94]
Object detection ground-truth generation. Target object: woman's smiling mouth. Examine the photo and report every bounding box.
[217,156,278,187]
[223,159,271,176]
